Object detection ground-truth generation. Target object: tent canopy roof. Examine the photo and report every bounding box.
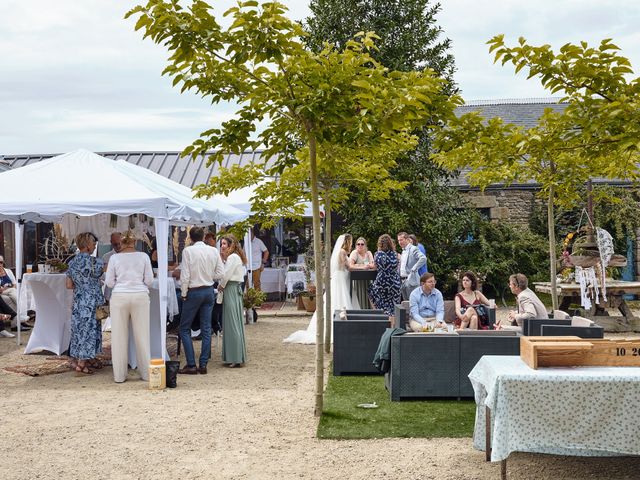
[0,149,248,224]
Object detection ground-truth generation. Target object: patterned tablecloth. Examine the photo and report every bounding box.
[469,355,640,462]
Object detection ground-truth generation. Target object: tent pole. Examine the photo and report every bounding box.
[246,227,253,289]
[155,218,169,360]
[14,221,24,346]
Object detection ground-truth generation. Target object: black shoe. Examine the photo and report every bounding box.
[198,366,207,375]
[177,366,198,375]
[11,324,31,332]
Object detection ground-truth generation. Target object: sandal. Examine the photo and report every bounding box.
[75,365,94,376]
[88,359,103,370]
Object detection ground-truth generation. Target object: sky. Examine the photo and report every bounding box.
[1,0,639,155]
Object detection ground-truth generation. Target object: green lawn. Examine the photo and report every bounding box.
[317,374,476,439]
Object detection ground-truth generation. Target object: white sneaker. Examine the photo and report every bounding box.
[0,329,15,338]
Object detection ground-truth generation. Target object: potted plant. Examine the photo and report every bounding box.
[243,287,266,324]
[300,291,316,312]
[297,244,319,312]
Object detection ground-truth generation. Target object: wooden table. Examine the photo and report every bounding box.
[534,280,640,331]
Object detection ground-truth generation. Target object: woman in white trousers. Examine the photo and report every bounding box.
[104,231,153,383]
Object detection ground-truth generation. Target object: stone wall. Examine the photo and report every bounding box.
[463,188,544,228]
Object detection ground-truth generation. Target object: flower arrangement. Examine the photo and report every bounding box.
[46,259,69,273]
[41,225,72,271]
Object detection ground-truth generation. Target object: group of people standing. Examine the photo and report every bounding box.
[63,226,250,382]
[284,231,430,344]
[175,227,248,374]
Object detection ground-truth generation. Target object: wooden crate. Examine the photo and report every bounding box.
[521,336,640,369]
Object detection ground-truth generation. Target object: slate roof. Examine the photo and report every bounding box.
[451,98,568,188]
[456,97,567,128]
[0,150,268,190]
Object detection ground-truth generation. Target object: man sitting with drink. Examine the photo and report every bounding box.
[408,273,446,332]
[496,273,548,330]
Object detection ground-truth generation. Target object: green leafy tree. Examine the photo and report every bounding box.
[435,36,640,310]
[305,0,467,266]
[127,0,458,414]
[442,216,550,301]
[305,0,456,80]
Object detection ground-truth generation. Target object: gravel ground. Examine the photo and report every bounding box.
[1,311,639,480]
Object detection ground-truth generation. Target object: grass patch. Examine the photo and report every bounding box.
[317,374,476,439]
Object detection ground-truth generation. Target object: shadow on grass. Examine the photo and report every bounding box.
[318,374,476,439]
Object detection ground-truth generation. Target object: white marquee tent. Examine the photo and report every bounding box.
[0,149,249,354]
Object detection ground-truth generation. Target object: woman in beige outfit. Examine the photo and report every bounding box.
[104,232,154,383]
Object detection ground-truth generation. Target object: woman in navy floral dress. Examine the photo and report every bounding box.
[65,232,105,375]
[368,234,401,317]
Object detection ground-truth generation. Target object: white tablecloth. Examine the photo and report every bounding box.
[22,274,178,359]
[261,268,286,294]
[469,355,640,462]
[22,274,73,355]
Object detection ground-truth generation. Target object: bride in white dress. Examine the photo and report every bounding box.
[284,234,355,344]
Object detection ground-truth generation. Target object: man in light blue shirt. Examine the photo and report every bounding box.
[409,272,446,332]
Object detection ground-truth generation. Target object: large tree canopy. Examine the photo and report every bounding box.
[305,0,456,81]
[127,0,459,414]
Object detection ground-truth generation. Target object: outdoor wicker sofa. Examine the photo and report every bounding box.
[333,309,390,375]
[385,330,520,400]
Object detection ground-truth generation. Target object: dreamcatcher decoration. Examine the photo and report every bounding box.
[596,227,614,302]
[574,266,599,311]
[560,209,625,309]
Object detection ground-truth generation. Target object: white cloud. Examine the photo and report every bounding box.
[1,0,639,154]
[438,0,640,100]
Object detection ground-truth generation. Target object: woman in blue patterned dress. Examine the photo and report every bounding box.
[65,232,105,376]
[368,234,401,320]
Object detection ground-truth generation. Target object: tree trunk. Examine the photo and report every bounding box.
[324,194,332,354]
[548,185,559,311]
[308,134,325,417]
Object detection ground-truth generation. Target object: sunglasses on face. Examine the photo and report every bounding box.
[356,243,365,246]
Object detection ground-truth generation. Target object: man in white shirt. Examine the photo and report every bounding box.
[250,230,269,291]
[497,273,548,330]
[178,227,225,375]
[102,232,122,267]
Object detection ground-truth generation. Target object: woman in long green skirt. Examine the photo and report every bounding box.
[219,235,247,367]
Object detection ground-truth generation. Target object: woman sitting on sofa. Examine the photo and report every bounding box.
[454,271,491,330]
